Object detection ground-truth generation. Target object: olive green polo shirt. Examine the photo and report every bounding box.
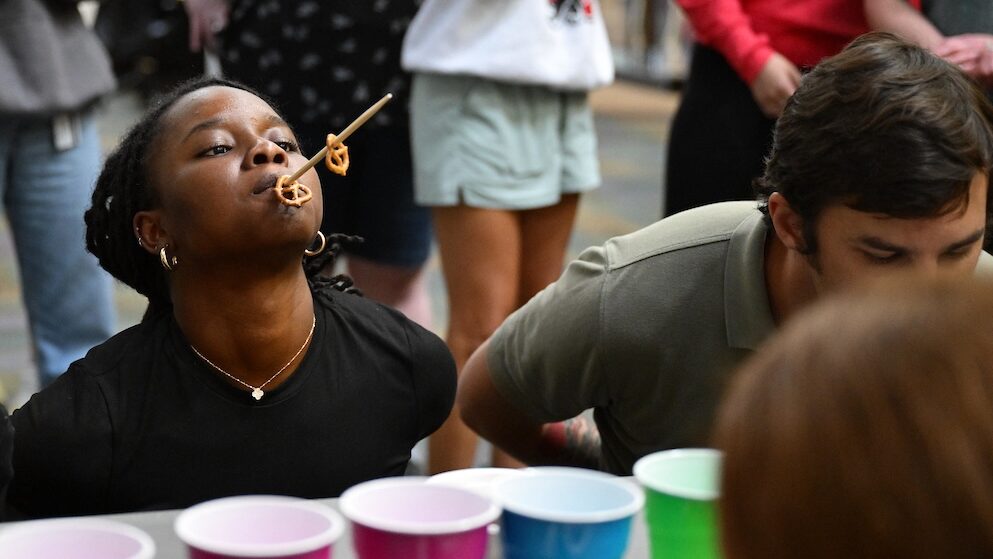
[488,201,993,474]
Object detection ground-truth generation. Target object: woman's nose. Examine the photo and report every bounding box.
[249,139,287,166]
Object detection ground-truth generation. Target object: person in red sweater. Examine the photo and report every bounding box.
[664,0,867,217]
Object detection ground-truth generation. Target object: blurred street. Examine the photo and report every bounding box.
[0,79,678,408]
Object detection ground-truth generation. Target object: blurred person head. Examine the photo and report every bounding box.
[715,275,993,558]
[85,77,356,317]
[757,32,993,292]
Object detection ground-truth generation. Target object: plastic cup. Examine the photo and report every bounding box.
[633,448,723,559]
[174,495,345,559]
[493,470,644,559]
[340,477,501,559]
[0,518,155,559]
[427,467,527,499]
[524,466,615,479]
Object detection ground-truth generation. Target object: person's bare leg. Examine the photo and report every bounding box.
[429,205,522,473]
[488,194,582,468]
[347,256,433,329]
[517,194,581,301]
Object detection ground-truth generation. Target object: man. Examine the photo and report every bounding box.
[457,33,993,475]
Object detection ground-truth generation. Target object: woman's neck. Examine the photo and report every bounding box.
[170,265,317,389]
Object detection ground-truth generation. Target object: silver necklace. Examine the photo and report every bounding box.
[189,316,317,401]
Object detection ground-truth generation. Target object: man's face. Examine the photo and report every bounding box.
[807,173,988,292]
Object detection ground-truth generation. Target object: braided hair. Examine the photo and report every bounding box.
[84,77,361,319]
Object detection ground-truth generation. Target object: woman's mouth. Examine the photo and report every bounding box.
[252,174,281,195]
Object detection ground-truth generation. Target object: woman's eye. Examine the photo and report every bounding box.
[275,140,299,152]
[200,145,231,156]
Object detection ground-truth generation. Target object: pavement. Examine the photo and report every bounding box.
[0,79,679,409]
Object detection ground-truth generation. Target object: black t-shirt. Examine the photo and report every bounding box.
[6,288,455,518]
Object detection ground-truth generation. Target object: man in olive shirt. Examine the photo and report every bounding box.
[456,33,993,474]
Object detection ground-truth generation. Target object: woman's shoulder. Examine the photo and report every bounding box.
[315,288,448,352]
[74,313,171,378]
[316,287,406,326]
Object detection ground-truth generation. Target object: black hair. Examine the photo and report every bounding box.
[756,32,993,253]
[84,76,361,318]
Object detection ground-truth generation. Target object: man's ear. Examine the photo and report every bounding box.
[767,193,808,252]
[133,211,169,255]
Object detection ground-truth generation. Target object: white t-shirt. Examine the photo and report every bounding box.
[401,0,614,91]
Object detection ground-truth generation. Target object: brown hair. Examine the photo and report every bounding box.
[715,276,993,558]
[756,32,993,253]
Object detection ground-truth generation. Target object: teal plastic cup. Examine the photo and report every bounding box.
[633,449,722,559]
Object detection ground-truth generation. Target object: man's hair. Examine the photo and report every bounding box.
[84,77,358,317]
[756,32,993,252]
[716,276,993,558]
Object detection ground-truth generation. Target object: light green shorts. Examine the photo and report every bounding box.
[410,73,601,210]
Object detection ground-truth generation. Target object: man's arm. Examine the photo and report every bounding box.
[458,339,602,470]
[865,0,993,85]
[864,0,944,49]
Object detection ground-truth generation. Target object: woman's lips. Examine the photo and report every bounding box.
[252,173,281,195]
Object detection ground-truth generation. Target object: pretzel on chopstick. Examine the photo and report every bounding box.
[273,94,392,207]
[273,176,313,207]
[324,134,349,176]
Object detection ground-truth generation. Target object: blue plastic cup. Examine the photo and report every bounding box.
[493,470,644,559]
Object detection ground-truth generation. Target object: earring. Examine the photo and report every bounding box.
[304,231,327,257]
[159,246,178,271]
[135,227,144,248]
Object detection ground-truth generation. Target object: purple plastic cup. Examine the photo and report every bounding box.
[174,495,345,559]
[0,518,155,559]
[339,477,501,559]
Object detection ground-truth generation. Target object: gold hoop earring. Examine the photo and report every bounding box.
[159,246,178,271]
[304,231,327,257]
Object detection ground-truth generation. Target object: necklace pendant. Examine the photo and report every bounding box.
[252,388,264,401]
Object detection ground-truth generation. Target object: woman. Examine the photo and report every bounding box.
[402,0,614,473]
[4,78,456,518]
[666,0,866,216]
[715,276,993,558]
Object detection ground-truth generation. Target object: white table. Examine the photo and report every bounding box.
[95,498,651,558]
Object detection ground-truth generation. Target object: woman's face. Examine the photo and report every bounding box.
[142,86,323,265]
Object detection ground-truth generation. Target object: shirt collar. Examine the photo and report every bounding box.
[724,212,776,350]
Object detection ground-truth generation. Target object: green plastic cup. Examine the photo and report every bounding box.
[633,448,722,559]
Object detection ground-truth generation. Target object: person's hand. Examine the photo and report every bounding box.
[184,0,229,52]
[934,34,993,86]
[749,53,802,119]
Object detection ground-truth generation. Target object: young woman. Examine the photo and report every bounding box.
[402,0,614,473]
[4,78,456,518]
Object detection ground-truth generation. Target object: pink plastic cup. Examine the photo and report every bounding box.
[339,477,501,559]
[174,495,345,559]
[0,518,155,559]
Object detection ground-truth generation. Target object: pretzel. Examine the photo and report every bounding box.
[273,175,313,207]
[277,94,392,204]
[324,134,350,176]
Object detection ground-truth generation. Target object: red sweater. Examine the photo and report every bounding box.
[677,0,868,83]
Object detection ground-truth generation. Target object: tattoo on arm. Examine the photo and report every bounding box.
[539,416,602,470]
